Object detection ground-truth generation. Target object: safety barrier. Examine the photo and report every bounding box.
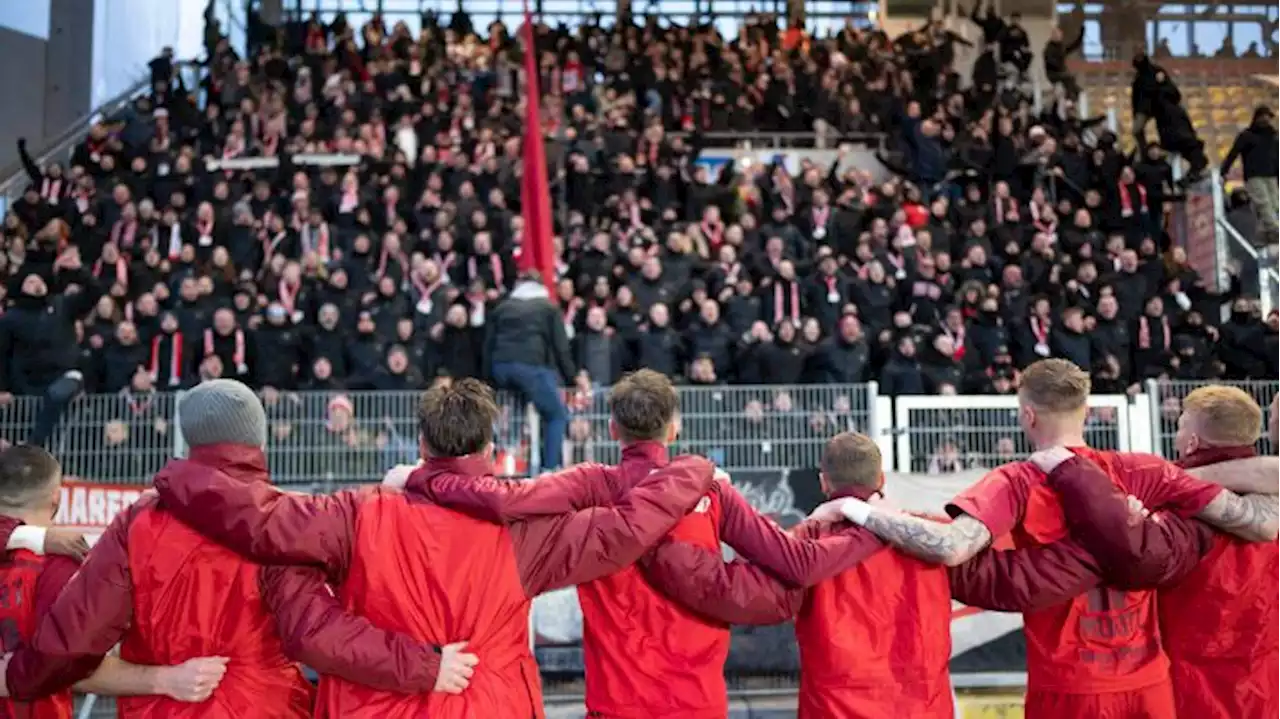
[2,381,1275,486]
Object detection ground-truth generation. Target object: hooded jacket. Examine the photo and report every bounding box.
[1221,111,1279,180]
[484,280,576,382]
[150,451,715,718]
[15,445,448,717]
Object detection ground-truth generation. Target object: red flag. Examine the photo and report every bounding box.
[518,3,557,300]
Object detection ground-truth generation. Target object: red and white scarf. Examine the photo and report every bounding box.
[993,197,1016,226]
[773,280,801,325]
[301,221,331,261]
[434,251,457,276]
[468,254,504,289]
[278,279,301,315]
[261,217,288,265]
[1030,316,1050,345]
[1119,183,1148,218]
[700,220,723,252]
[93,255,128,289]
[1137,314,1170,351]
[41,177,63,204]
[411,270,444,312]
[811,205,830,234]
[110,218,138,249]
[941,323,966,361]
[720,261,742,287]
[166,223,183,260]
[339,186,360,213]
[150,332,184,387]
[205,327,247,374]
[196,216,215,246]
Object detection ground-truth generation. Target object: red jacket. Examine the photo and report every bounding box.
[1051,446,1277,718]
[21,445,447,718]
[422,442,884,718]
[950,449,1222,695]
[150,450,716,718]
[0,549,86,718]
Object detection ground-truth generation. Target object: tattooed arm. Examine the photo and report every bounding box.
[860,512,994,567]
[1195,491,1280,543]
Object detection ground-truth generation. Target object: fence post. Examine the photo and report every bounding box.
[171,391,187,459]
[1143,379,1163,458]
[866,382,894,473]
[1127,392,1155,455]
[526,401,541,476]
[893,398,913,473]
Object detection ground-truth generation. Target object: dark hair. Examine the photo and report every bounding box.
[608,370,679,443]
[416,378,499,457]
[0,445,62,510]
[820,433,883,490]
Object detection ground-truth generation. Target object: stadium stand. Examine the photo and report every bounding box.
[0,1,1276,715]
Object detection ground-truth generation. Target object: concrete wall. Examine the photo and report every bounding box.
[0,27,50,169]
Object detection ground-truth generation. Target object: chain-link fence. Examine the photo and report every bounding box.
[1146,379,1279,459]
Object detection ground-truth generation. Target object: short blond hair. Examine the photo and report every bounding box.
[1182,386,1262,446]
[821,433,883,489]
[1019,359,1091,414]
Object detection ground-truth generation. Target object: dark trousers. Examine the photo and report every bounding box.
[30,374,83,447]
[492,362,568,471]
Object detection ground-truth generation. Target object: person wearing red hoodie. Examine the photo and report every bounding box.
[15,379,474,718]
[1035,386,1278,719]
[148,378,717,718]
[827,360,1278,718]
[0,445,233,716]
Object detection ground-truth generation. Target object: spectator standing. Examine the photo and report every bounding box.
[1043,26,1085,98]
[486,271,576,470]
[1220,106,1279,245]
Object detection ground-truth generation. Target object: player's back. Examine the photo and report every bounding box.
[0,549,73,719]
[794,521,952,719]
[124,500,312,718]
[952,448,1218,695]
[1160,526,1279,717]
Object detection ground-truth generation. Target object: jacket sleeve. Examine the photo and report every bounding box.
[6,556,106,699]
[947,540,1102,613]
[638,530,810,626]
[150,475,359,582]
[515,455,715,596]
[29,498,145,661]
[260,565,440,694]
[423,463,614,523]
[1046,455,1217,589]
[714,481,876,588]
[0,516,19,549]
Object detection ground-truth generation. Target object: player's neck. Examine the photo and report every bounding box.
[1032,432,1087,451]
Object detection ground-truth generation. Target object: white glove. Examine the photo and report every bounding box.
[382,462,424,489]
[1027,446,1075,474]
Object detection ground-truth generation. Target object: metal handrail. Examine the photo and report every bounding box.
[0,60,199,210]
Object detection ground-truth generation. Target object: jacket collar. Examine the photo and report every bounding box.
[184,444,269,482]
[620,441,669,467]
[1176,445,1256,470]
[420,453,495,478]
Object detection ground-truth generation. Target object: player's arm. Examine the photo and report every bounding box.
[1189,456,1280,495]
[1032,449,1221,588]
[260,564,446,694]
[713,478,890,586]
[637,517,854,625]
[515,456,715,595]
[151,472,358,579]
[948,540,1103,613]
[851,508,993,567]
[1194,490,1279,542]
[418,462,615,524]
[72,655,229,702]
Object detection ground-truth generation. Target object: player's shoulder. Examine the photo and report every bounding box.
[1107,451,1172,474]
[971,461,1037,487]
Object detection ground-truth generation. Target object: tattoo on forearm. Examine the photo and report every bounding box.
[861,513,992,566]
[1197,492,1279,541]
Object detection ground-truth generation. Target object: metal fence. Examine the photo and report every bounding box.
[1145,379,1279,459]
[1,380,1274,486]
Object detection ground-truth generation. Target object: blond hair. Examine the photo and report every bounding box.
[1182,386,1262,446]
[1019,359,1091,414]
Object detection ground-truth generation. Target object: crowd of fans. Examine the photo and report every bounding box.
[0,8,1276,468]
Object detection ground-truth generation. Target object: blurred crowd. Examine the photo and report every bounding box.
[0,8,1275,464]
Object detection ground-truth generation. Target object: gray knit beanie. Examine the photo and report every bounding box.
[178,379,268,448]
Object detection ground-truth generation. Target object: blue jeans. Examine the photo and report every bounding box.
[492,363,568,471]
[31,374,82,447]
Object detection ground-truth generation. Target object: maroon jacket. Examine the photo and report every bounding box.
[150,451,717,616]
[1045,454,1220,589]
[8,446,446,698]
[420,442,886,625]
